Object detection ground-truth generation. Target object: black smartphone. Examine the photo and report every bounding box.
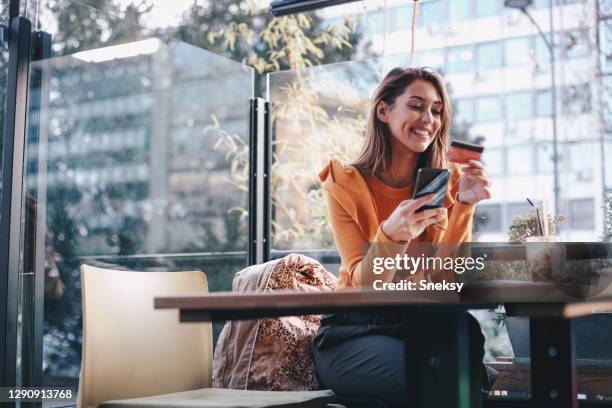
[412,168,450,212]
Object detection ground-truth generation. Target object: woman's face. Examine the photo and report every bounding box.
[377,79,443,154]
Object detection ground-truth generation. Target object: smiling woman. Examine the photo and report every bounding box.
[312,67,495,408]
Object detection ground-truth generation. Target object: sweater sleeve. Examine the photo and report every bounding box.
[326,193,409,287]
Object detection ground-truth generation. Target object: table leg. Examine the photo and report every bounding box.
[529,316,577,408]
[403,309,472,408]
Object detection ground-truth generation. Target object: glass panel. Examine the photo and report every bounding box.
[476,41,502,71]
[447,45,473,73]
[476,95,502,122]
[24,0,253,389]
[506,92,533,120]
[505,37,530,67]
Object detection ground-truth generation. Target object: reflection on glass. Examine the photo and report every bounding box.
[505,37,531,67]
[27,38,253,386]
[506,92,533,120]
[477,41,502,71]
[447,45,473,73]
[476,95,502,122]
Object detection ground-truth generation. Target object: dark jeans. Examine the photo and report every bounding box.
[311,312,495,408]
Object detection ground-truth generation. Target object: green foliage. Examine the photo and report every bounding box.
[47,0,154,56]
[172,0,361,74]
[507,210,566,243]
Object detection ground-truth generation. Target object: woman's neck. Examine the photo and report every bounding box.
[377,142,419,188]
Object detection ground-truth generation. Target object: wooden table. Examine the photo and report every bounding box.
[155,282,612,408]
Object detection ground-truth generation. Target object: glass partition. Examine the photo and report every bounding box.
[21,0,254,389]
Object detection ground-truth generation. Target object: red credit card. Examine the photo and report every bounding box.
[447,140,484,164]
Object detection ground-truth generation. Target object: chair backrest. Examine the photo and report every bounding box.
[78,265,213,408]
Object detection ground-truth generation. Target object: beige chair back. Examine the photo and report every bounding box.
[78,265,213,408]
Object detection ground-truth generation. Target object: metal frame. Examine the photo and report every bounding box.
[0,14,32,387]
[248,97,271,266]
[20,29,52,389]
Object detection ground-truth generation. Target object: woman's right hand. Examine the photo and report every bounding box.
[381,194,447,243]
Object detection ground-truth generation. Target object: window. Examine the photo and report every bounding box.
[507,145,533,175]
[455,98,475,123]
[568,199,595,230]
[414,49,445,72]
[482,148,504,176]
[475,204,502,232]
[449,0,472,21]
[536,144,555,174]
[569,142,597,173]
[507,202,534,227]
[476,0,500,17]
[419,0,443,26]
[535,89,553,117]
[476,96,502,122]
[447,45,473,73]
[534,0,551,8]
[505,37,531,66]
[563,30,590,59]
[506,92,533,120]
[476,41,502,70]
[392,5,412,31]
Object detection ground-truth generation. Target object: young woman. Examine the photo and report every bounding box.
[312,67,494,408]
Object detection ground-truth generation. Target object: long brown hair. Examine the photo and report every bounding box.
[352,67,451,176]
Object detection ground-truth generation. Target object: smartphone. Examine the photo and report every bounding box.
[412,168,450,212]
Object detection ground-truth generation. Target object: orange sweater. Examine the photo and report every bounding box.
[319,159,475,287]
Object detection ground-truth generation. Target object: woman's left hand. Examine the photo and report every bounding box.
[457,160,491,205]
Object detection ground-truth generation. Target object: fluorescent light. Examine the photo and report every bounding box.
[72,38,161,63]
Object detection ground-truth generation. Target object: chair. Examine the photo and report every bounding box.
[78,264,337,408]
